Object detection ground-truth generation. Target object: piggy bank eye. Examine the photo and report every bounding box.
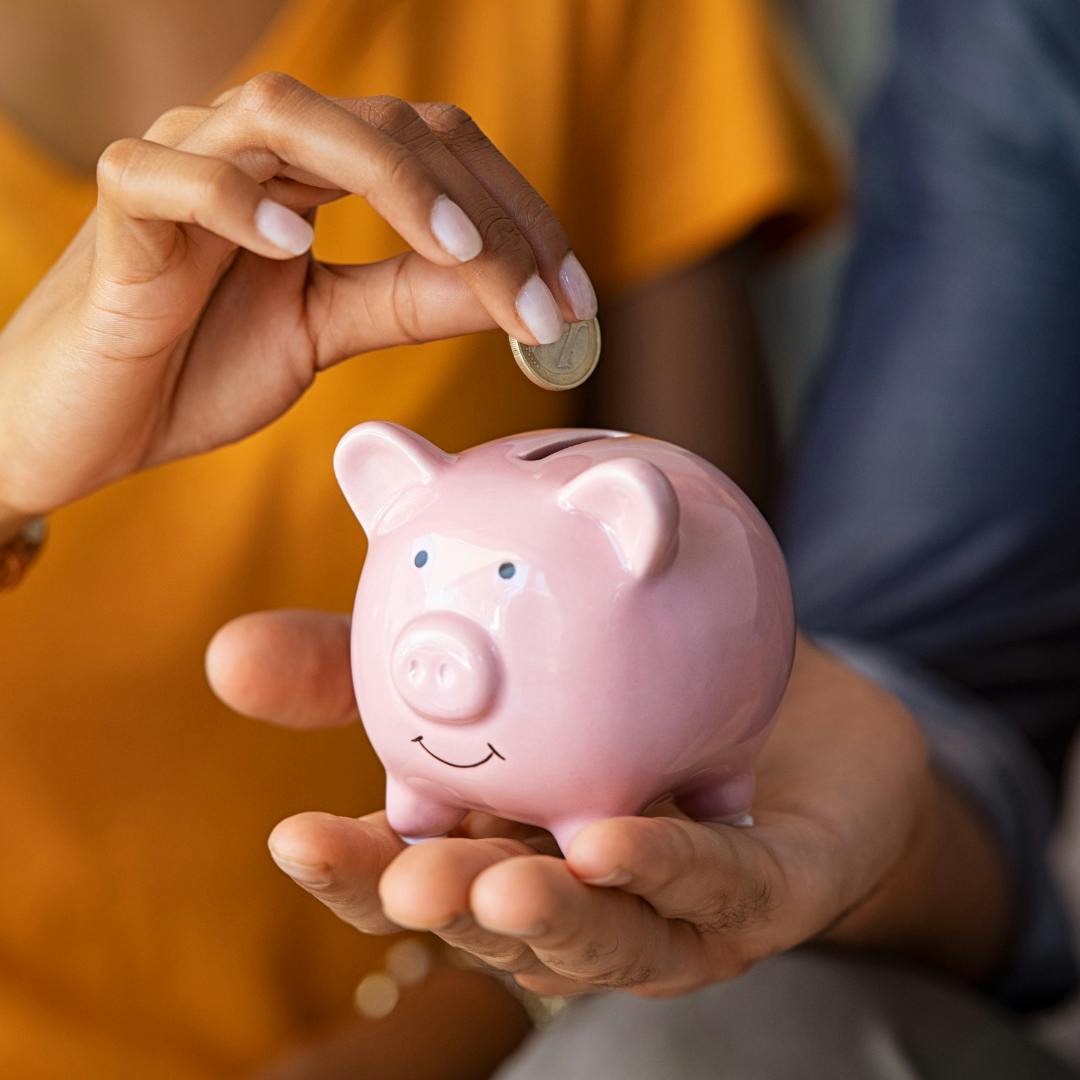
[498,562,516,580]
[414,550,429,568]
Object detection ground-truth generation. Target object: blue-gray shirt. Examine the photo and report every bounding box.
[781,0,1080,1010]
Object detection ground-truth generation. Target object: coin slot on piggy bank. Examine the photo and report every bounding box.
[335,421,794,853]
[516,431,620,461]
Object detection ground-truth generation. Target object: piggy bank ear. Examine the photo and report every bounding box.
[558,458,679,578]
[334,422,450,534]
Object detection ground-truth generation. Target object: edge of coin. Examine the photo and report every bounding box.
[507,320,601,392]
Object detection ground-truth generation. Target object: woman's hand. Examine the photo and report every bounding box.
[0,73,595,520]
[207,614,1011,997]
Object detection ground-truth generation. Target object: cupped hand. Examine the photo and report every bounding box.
[0,74,594,518]
[208,611,954,998]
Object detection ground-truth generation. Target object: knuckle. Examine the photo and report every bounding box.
[474,210,527,264]
[593,953,654,990]
[636,821,697,898]
[198,159,245,207]
[425,104,491,158]
[388,259,422,345]
[512,191,567,247]
[473,943,534,973]
[694,874,775,936]
[422,101,474,135]
[96,138,143,197]
[376,140,425,193]
[237,70,303,116]
[362,95,422,134]
[144,105,207,146]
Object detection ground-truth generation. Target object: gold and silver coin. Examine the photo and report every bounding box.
[509,317,601,391]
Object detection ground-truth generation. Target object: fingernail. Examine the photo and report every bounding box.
[558,252,597,320]
[269,845,333,887]
[516,274,566,344]
[430,194,483,262]
[255,199,314,255]
[582,869,632,888]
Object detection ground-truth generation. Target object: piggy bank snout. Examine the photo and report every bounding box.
[391,613,500,723]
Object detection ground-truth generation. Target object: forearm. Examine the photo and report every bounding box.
[592,248,777,511]
[824,767,1012,981]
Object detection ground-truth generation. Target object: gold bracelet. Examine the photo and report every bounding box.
[0,517,47,591]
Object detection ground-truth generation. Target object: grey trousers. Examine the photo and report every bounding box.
[496,952,1078,1079]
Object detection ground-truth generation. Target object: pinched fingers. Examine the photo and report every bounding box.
[172,76,568,344]
[268,811,404,934]
[99,75,594,346]
[414,101,597,323]
[360,97,585,333]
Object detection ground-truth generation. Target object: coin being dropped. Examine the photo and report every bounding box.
[509,317,601,391]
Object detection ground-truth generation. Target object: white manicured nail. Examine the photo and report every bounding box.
[255,199,314,255]
[516,274,566,344]
[430,195,483,261]
[559,252,597,320]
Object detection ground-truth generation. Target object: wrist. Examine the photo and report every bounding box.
[823,768,1011,980]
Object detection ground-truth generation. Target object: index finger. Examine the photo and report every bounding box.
[181,76,569,345]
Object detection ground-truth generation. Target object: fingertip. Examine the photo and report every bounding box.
[558,252,597,322]
[254,197,315,257]
[470,855,566,935]
[205,613,264,716]
[566,817,641,886]
[268,811,344,885]
[430,194,483,262]
[206,609,356,727]
[378,839,470,929]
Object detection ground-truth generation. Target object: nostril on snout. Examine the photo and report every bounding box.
[391,613,500,723]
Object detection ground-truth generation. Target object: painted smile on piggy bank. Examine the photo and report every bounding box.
[412,735,505,769]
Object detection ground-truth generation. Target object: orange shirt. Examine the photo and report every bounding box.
[0,1,838,1075]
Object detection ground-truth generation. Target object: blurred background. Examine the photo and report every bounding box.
[3,0,1080,1076]
[782,3,1080,1062]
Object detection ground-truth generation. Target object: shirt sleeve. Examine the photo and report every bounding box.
[569,0,844,293]
[817,636,1078,1012]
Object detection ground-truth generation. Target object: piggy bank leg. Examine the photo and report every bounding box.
[676,772,756,827]
[385,776,467,842]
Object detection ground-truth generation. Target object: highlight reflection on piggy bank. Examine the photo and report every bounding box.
[335,423,794,853]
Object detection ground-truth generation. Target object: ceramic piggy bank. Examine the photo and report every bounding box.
[335,423,794,852]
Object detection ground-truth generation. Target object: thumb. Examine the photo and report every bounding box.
[207,608,358,728]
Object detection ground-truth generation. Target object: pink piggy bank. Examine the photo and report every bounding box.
[335,423,794,853]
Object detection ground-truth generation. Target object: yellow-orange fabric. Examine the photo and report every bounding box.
[0,1,838,1075]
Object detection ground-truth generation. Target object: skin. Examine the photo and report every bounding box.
[0,0,1011,1066]
[207,612,1011,999]
[597,244,777,510]
[0,77,597,532]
